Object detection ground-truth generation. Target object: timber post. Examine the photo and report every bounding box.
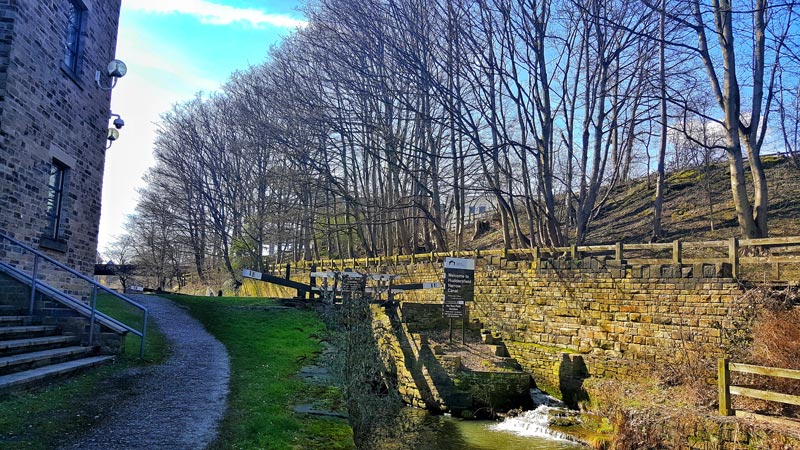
[718,358,732,416]
[728,238,740,279]
[673,240,682,264]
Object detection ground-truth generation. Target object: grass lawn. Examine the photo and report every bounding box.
[163,294,354,450]
[0,293,168,450]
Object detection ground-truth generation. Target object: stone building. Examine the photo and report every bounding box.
[0,0,122,278]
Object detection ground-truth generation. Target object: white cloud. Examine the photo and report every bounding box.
[98,25,222,253]
[123,0,307,28]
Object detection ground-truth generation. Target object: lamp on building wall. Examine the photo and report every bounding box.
[95,59,127,91]
[105,112,125,150]
[97,58,127,150]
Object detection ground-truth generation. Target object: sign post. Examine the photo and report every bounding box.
[443,257,475,343]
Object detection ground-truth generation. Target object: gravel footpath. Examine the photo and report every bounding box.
[58,295,230,450]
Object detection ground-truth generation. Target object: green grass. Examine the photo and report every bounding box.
[163,294,354,450]
[0,294,168,450]
[96,292,169,362]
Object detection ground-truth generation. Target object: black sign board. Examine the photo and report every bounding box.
[341,273,366,295]
[442,257,475,319]
[443,301,465,318]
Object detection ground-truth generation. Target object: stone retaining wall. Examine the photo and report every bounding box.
[301,256,742,401]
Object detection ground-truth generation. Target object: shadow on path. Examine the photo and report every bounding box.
[58,295,230,450]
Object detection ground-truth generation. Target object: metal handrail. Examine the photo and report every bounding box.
[0,233,148,358]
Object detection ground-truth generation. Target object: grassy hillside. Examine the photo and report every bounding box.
[474,155,800,248]
[588,155,800,243]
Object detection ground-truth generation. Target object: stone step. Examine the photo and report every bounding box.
[33,307,81,318]
[0,316,28,326]
[0,355,114,392]
[0,346,93,375]
[0,335,80,357]
[0,305,25,316]
[0,325,59,339]
[487,344,509,357]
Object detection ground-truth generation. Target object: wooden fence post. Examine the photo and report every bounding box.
[718,358,732,416]
[615,242,623,262]
[570,244,578,259]
[673,240,682,264]
[728,238,740,278]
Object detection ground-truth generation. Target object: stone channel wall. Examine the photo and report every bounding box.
[370,303,535,415]
[298,256,742,401]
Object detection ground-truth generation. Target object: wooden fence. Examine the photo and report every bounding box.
[718,358,800,423]
[282,236,800,282]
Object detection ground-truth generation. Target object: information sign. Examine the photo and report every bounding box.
[442,257,474,318]
[341,273,366,295]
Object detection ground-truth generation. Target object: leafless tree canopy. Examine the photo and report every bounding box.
[112,0,799,288]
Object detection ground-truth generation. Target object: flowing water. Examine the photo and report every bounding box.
[376,390,587,449]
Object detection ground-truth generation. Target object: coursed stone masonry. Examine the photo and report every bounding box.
[305,256,742,400]
[0,1,122,285]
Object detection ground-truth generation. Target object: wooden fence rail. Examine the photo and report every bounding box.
[283,236,800,282]
[718,358,800,418]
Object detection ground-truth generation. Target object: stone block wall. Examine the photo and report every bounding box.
[399,302,450,332]
[0,271,126,354]
[304,255,742,400]
[370,304,438,409]
[0,0,122,288]
[0,271,29,310]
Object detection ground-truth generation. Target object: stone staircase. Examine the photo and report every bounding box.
[480,326,511,357]
[0,304,114,392]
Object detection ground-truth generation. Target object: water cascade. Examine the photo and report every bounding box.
[489,390,580,443]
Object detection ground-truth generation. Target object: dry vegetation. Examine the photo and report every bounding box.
[733,286,800,419]
[582,285,800,448]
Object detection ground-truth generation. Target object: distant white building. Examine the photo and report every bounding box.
[449,195,496,230]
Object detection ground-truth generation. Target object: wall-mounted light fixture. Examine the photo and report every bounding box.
[105,112,125,149]
[110,113,125,130]
[95,59,127,91]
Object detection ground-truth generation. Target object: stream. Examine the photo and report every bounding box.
[375,391,587,449]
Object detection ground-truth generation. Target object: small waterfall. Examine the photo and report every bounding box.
[488,390,578,442]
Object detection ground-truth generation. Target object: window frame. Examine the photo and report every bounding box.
[63,0,88,76]
[45,160,68,241]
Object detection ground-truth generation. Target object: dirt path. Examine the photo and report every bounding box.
[58,295,230,450]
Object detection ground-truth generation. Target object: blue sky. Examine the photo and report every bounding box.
[99,0,305,253]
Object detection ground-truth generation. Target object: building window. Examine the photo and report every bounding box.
[468,206,476,214]
[63,0,87,74]
[479,206,487,214]
[46,161,67,240]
